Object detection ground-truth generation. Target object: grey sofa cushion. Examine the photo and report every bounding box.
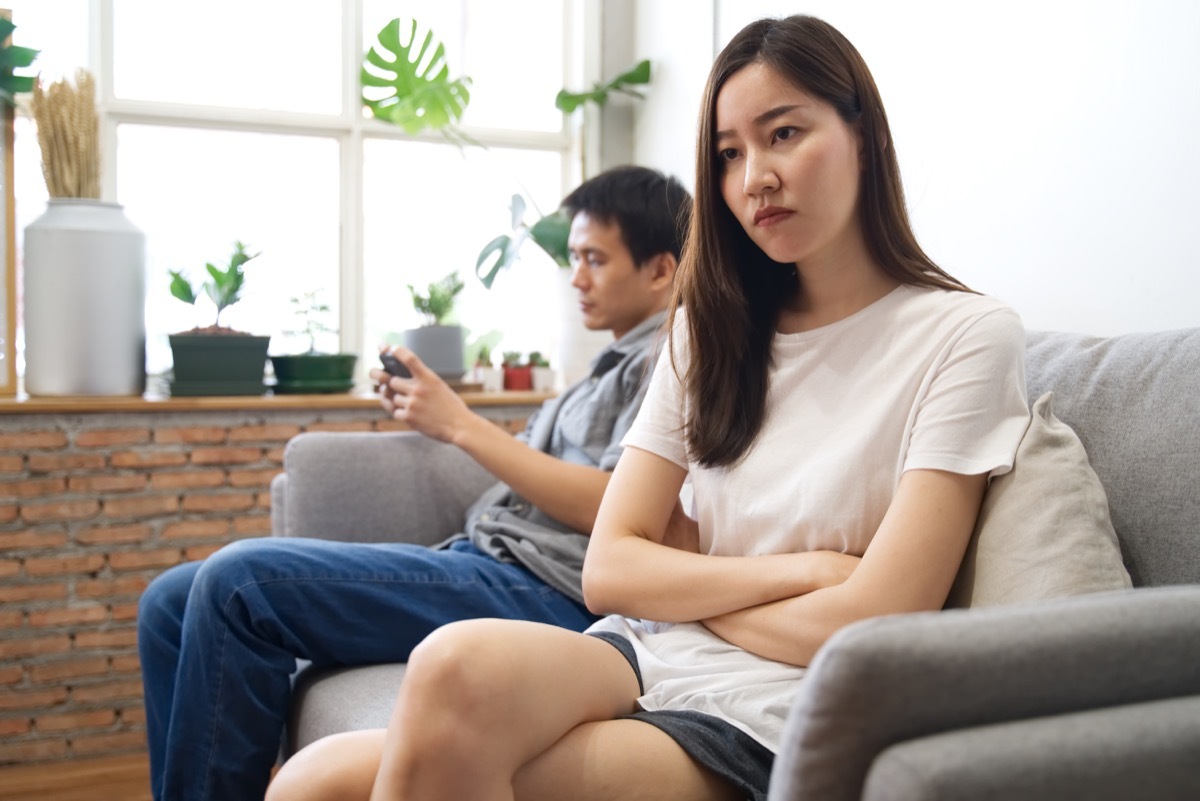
[287,663,406,754]
[947,392,1130,608]
[1025,328,1200,587]
[766,586,1200,801]
[277,431,496,544]
[862,695,1200,801]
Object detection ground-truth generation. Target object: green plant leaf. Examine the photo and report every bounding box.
[361,18,472,136]
[0,44,39,69]
[529,212,571,267]
[0,19,38,107]
[168,271,197,305]
[475,199,571,287]
[409,271,465,324]
[475,234,515,290]
[509,194,526,230]
[555,58,651,112]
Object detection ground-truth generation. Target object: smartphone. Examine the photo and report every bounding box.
[379,352,412,378]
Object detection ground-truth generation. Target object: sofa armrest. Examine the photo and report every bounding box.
[861,694,1200,801]
[272,431,498,545]
[767,585,1200,801]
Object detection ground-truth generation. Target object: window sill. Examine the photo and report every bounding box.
[0,389,556,415]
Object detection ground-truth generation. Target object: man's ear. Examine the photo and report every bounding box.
[644,252,678,291]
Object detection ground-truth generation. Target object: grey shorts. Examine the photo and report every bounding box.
[588,631,773,801]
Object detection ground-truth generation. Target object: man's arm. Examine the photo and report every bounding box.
[371,346,609,535]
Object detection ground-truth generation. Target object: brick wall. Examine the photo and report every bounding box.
[0,403,532,766]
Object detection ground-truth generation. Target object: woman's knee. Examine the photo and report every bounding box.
[402,619,511,708]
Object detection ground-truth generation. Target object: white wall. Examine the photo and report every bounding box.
[633,0,714,189]
[633,0,1200,336]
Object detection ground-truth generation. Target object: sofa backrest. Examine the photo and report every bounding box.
[1024,328,1200,587]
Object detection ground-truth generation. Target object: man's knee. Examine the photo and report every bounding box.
[138,560,200,633]
[187,537,292,603]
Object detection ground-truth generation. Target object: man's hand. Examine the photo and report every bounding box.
[368,346,475,444]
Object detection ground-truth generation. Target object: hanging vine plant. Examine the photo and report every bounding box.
[361,17,472,141]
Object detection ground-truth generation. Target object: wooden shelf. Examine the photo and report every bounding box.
[0,389,556,415]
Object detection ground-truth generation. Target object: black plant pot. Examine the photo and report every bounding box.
[269,353,358,394]
[168,333,271,396]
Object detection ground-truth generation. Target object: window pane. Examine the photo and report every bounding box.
[362,140,565,370]
[117,126,340,375]
[361,0,564,133]
[461,0,564,132]
[4,0,88,79]
[112,0,343,114]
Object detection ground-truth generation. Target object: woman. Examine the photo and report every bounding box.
[267,15,1029,801]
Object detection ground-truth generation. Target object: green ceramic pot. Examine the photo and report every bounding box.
[168,333,271,396]
[270,353,358,394]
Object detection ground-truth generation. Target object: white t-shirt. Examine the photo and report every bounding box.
[587,284,1030,751]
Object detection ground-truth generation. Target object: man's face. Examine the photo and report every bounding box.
[568,212,664,340]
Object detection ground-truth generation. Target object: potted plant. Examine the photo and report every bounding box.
[269,290,358,394]
[501,351,532,391]
[166,241,270,396]
[405,271,466,381]
[469,342,503,392]
[528,351,555,392]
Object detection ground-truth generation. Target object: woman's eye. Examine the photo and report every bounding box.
[717,147,739,162]
[774,126,798,143]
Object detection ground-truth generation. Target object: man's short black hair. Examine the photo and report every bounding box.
[560,165,692,267]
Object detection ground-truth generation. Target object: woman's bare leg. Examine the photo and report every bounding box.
[514,719,742,801]
[368,618,642,801]
[265,729,385,801]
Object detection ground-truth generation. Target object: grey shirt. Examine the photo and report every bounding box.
[454,310,668,604]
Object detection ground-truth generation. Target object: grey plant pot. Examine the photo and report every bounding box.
[403,325,465,381]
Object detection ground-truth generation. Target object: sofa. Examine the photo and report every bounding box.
[269,326,1200,800]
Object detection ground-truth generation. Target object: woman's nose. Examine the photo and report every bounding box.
[743,150,780,196]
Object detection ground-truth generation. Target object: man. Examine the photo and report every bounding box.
[137,165,692,801]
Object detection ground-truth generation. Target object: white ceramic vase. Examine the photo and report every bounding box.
[23,199,147,396]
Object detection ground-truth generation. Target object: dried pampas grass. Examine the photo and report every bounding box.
[31,69,100,199]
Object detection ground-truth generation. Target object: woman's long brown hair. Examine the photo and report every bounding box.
[670,15,969,468]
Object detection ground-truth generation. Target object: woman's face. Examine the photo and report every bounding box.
[715,62,864,269]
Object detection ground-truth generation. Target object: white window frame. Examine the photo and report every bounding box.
[74,0,599,364]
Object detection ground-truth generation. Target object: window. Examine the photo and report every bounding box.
[11,0,584,383]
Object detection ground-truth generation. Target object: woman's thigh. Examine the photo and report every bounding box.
[514,718,743,801]
[266,729,385,801]
[372,619,646,798]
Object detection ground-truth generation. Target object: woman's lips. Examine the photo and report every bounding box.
[754,207,793,227]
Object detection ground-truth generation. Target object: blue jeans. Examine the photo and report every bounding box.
[137,536,597,801]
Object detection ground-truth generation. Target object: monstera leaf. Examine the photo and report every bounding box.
[476,195,570,289]
[361,18,471,136]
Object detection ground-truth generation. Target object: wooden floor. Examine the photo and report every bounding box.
[0,752,151,801]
